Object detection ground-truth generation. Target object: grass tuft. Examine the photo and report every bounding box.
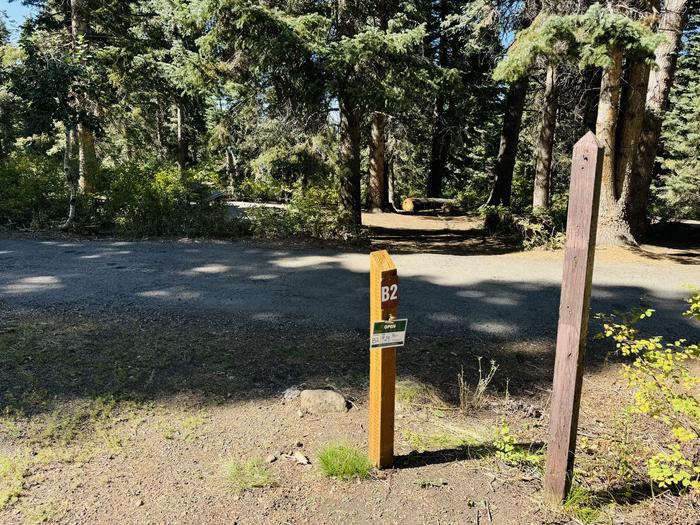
[224,458,274,493]
[317,443,371,480]
[396,379,445,410]
[0,454,27,510]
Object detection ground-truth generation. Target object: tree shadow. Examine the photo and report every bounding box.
[0,238,697,417]
[394,441,546,469]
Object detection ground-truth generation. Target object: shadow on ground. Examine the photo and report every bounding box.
[1,239,697,417]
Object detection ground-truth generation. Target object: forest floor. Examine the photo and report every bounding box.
[0,217,699,525]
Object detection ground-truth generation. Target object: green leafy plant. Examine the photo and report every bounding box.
[223,458,274,493]
[317,443,371,480]
[597,290,700,491]
[493,419,544,468]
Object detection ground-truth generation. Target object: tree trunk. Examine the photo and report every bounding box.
[485,77,529,206]
[595,49,634,246]
[61,125,78,230]
[339,94,362,226]
[177,103,188,170]
[629,0,688,238]
[614,60,651,197]
[533,65,558,210]
[368,111,387,211]
[426,0,450,199]
[583,68,602,132]
[71,0,97,193]
[78,124,97,192]
[427,94,450,198]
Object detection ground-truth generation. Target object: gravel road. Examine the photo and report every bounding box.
[0,238,698,341]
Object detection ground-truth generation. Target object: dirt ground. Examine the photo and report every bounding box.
[0,313,698,524]
[0,216,698,525]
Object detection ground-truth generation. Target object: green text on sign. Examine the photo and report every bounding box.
[370,319,408,349]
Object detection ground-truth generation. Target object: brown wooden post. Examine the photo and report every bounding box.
[369,250,398,468]
[544,132,604,502]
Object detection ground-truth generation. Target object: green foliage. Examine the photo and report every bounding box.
[657,13,700,220]
[597,291,700,491]
[0,151,67,228]
[317,443,371,480]
[493,419,544,468]
[563,485,602,525]
[494,4,664,82]
[481,205,518,236]
[0,454,26,510]
[223,458,274,493]
[245,185,364,241]
[103,164,245,237]
[516,200,568,250]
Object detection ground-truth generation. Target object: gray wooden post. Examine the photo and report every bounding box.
[544,132,604,502]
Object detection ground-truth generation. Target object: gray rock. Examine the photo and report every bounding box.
[282,387,302,400]
[299,389,348,414]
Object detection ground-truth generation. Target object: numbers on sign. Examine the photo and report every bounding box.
[381,284,398,303]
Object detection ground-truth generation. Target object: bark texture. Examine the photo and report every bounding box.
[61,126,78,230]
[368,112,387,211]
[629,0,688,238]
[533,65,558,210]
[71,0,97,193]
[339,95,362,226]
[595,49,633,246]
[485,77,529,206]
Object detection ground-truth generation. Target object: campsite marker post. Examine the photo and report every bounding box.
[544,132,604,502]
[369,250,398,468]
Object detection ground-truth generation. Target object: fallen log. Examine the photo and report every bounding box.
[401,197,457,213]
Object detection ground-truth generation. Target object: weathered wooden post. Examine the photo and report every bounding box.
[369,250,398,468]
[544,132,604,502]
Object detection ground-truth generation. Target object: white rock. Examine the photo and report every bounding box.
[299,389,348,414]
[293,451,310,465]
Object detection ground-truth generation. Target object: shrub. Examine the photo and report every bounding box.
[597,291,700,491]
[245,185,366,242]
[516,197,568,250]
[223,458,274,493]
[0,152,67,227]
[317,443,371,480]
[481,205,518,236]
[233,177,290,202]
[103,164,246,238]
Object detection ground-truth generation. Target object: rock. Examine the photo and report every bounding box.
[265,454,277,464]
[282,387,302,401]
[132,498,144,508]
[293,451,310,465]
[299,389,348,414]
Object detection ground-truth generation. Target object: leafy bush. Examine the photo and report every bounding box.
[597,291,700,491]
[317,443,371,480]
[233,177,291,202]
[103,164,246,237]
[516,199,568,250]
[481,205,518,236]
[245,185,366,242]
[0,152,67,228]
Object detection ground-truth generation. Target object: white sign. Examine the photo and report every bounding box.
[370,319,408,349]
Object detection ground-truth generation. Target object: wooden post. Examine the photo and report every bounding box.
[369,250,398,468]
[544,132,603,502]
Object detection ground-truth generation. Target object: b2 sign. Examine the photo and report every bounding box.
[380,275,399,309]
